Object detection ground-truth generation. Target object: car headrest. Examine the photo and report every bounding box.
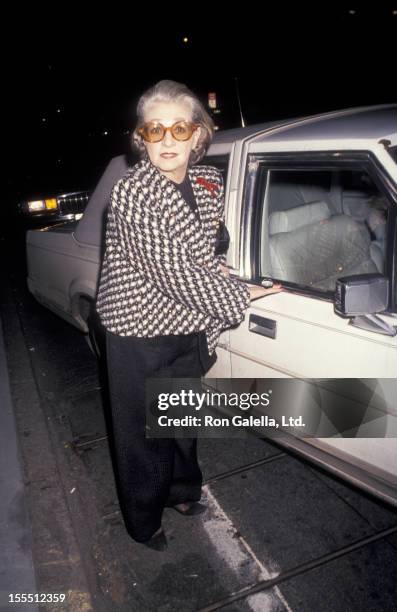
[269,201,331,235]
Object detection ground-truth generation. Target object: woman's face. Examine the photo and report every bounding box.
[141,100,201,184]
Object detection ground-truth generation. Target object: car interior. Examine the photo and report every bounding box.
[261,169,388,292]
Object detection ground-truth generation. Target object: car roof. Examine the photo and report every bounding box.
[210,120,287,144]
[212,105,397,145]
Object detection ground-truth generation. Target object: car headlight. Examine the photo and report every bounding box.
[27,198,59,213]
[28,200,46,212]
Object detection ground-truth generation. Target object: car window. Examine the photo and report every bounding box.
[256,166,390,294]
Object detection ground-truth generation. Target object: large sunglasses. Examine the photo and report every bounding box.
[138,120,198,143]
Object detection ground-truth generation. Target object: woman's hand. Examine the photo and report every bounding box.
[249,283,283,301]
[216,263,282,300]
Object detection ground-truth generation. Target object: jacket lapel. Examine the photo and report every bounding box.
[189,166,222,253]
[143,160,219,264]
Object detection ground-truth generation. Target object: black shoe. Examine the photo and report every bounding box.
[172,502,207,516]
[141,527,168,551]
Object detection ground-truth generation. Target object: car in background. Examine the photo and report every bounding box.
[25,105,397,506]
[19,189,92,225]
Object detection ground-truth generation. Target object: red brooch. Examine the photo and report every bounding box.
[196,177,219,194]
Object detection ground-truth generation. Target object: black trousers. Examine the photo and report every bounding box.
[105,330,207,542]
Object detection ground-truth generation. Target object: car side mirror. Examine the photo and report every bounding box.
[334,273,396,337]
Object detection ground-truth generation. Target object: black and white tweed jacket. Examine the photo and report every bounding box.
[96,158,250,355]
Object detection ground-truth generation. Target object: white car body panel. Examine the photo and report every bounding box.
[27,230,100,331]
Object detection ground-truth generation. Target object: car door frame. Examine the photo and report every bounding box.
[241,150,397,315]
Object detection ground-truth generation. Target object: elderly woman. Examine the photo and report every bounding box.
[96,80,281,550]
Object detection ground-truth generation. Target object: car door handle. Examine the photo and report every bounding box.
[249,314,277,339]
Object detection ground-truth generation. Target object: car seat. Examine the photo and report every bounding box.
[268,201,379,291]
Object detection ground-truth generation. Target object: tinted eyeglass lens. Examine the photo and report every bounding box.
[171,121,193,140]
[144,123,165,142]
[140,121,195,142]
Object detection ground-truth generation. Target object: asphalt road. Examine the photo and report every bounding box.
[1,226,397,611]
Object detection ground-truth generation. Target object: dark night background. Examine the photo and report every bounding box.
[4,3,397,215]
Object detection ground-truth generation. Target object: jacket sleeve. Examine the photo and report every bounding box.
[111,183,250,326]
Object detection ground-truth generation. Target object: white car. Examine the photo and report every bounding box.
[26,104,397,505]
